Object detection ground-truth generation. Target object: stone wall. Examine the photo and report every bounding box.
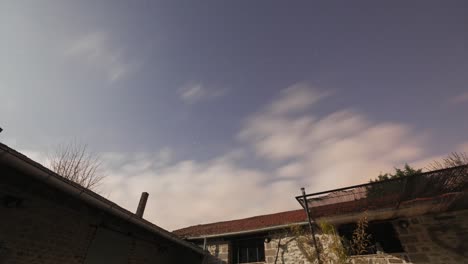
[265,233,312,264]
[0,164,203,264]
[200,209,468,264]
[394,209,468,264]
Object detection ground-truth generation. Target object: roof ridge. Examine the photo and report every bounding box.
[173,209,305,233]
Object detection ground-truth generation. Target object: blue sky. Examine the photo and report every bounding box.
[1,1,467,229]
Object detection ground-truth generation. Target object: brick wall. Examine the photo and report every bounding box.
[0,165,203,264]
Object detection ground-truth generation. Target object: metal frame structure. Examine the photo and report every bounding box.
[300,187,322,264]
[297,165,468,218]
[296,165,468,261]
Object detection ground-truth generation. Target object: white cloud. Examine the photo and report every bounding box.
[98,83,442,230]
[411,141,468,170]
[449,92,468,104]
[100,153,299,230]
[14,83,463,231]
[267,83,331,115]
[457,142,468,152]
[239,83,426,190]
[178,82,227,104]
[65,32,136,82]
[20,150,49,166]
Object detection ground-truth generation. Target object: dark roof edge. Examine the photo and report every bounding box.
[0,142,205,256]
[297,164,468,199]
[184,221,309,240]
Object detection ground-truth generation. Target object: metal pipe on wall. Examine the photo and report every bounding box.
[301,187,322,264]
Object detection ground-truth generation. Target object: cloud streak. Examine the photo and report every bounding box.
[96,83,445,230]
[65,32,136,82]
[239,84,426,190]
[449,92,468,104]
[178,82,227,104]
[15,83,463,230]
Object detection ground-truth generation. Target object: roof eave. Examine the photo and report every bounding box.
[0,143,206,256]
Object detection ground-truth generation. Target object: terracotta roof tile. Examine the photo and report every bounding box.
[173,209,307,238]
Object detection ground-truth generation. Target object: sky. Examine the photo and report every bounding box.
[1,0,468,230]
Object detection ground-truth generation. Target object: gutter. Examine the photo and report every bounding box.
[184,222,309,240]
[0,143,205,256]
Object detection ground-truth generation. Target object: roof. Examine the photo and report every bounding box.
[175,165,468,239]
[173,209,307,238]
[0,142,205,256]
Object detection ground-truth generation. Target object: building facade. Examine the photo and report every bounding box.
[174,166,468,264]
[0,143,206,264]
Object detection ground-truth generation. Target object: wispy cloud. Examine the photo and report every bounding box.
[239,83,426,189]
[457,142,468,152]
[267,83,331,115]
[99,83,443,230]
[101,152,297,230]
[411,141,468,170]
[65,32,137,82]
[178,82,227,104]
[18,83,462,230]
[449,92,468,104]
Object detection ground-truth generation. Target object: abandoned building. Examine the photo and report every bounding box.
[0,142,206,263]
[174,165,468,264]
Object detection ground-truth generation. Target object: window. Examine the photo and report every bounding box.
[338,221,404,255]
[231,237,265,263]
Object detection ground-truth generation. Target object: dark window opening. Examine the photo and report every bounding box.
[338,221,404,255]
[231,236,265,263]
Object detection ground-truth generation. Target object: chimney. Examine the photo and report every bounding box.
[136,192,149,218]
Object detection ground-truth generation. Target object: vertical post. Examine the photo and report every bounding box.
[301,187,322,264]
[136,192,149,218]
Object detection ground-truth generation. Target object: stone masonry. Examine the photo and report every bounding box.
[201,209,468,264]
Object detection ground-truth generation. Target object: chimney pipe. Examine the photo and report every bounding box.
[136,192,149,218]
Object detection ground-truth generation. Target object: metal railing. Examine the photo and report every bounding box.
[296,165,468,219]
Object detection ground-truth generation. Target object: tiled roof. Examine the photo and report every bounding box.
[173,209,307,238]
[174,166,467,239]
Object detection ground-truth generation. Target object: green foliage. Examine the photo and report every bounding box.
[350,214,372,255]
[288,225,321,262]
[288,222,351,263]
[367,164,421,199]
[319,222,349,264]
[288,215,373,263]
[370,164,422,183]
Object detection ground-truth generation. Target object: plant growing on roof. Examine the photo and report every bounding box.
[426,152,468,194]
[427,152,468,170]
[366,164,422,200]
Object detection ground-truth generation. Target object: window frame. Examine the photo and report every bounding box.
[231,236,266,263]
[338,220,404,255]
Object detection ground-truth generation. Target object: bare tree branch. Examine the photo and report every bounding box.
[48,141,106,192]
[427,152,468,171]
